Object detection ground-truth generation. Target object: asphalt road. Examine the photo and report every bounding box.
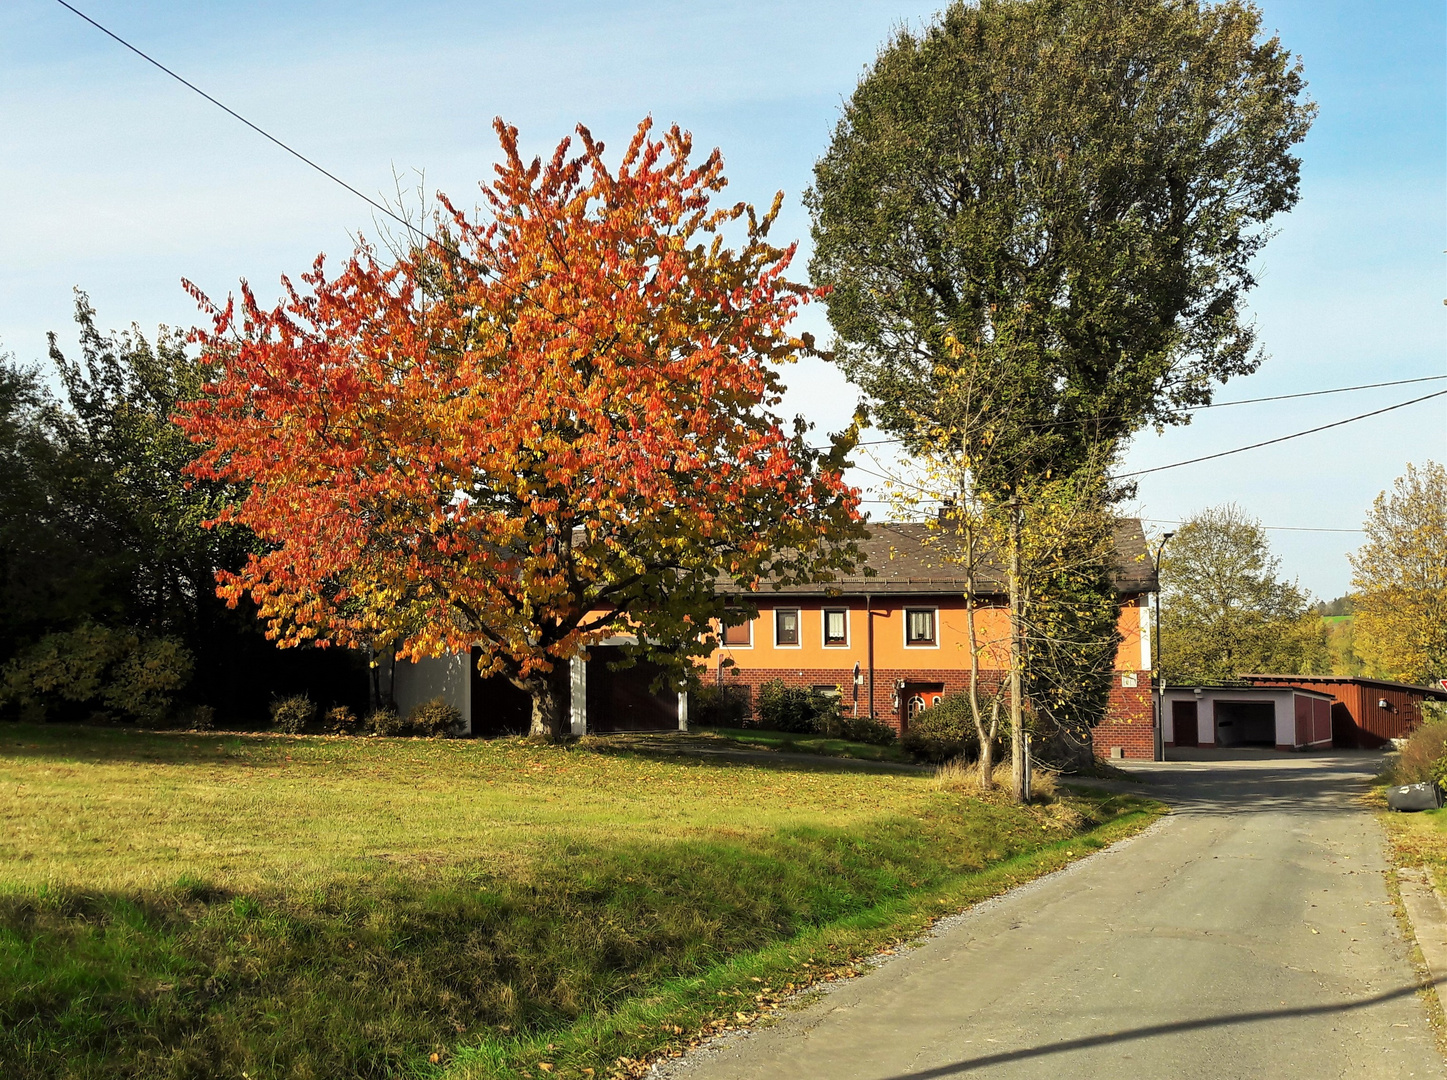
[662,751,1442,1080]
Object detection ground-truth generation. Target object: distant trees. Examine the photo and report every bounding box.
[180,119,863,739]
[1350,462,1447,685]
[0,296,363,725]
[1159,505,1325,682]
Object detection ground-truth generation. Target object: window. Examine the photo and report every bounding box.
[721,614,752,647]
[905,608,937,646]
[775,608,800,646]
[823,608,848,646]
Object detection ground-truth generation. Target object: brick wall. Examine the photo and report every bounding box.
[716,665,1005,734]
[718,663,1157,757]
[1090,684,1156,760]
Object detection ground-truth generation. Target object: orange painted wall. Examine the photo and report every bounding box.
[708,595,1148,674]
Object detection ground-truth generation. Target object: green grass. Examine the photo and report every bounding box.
[1382,805,1447,892]
[697,726,912,763]
[0,724,1163,1080]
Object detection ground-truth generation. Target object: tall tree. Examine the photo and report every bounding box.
[1350,461,1447,685]
[808,0,1313,792]
[181,118,864,738]
[1159,504,1320,682]
[808,0,1314,483]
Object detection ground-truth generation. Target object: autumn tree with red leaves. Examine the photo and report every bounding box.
[178,119,863,737]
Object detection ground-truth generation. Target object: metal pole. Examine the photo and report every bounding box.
[1153,533,1174,762]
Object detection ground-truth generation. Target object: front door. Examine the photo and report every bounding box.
[1172,700,1199,747]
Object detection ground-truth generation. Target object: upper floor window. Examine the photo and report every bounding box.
[905,608,937,646]
[775,608,800,646]
[721,614,752,647]
[823,608,848,646]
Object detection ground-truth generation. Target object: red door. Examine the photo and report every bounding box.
[1172,700,1199,747]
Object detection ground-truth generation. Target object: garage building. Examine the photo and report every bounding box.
[1163,684,1335,752]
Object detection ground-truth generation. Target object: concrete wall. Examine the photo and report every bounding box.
[393,653,472,734]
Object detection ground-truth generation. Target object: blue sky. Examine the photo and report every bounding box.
[2,0,1443,598]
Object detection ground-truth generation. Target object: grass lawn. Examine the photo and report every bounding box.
[695,726,912,764]
[1382,806,1447,891]
[0,724,1163,1080]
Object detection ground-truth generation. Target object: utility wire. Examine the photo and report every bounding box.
[844,390,1447,484]
[1115,388,1447,478]
[53,0,426,243]
[813,373,1447,451]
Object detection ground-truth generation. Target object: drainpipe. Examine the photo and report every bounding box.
[866,594,875,720]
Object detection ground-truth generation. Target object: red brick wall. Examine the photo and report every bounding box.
[717,665,1003,733]
[717,663,1151,755]
[1089,684,1155,760]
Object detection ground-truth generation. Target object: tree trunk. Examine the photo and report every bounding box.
[525,673,567,740]
[964,532,992,792]
[1008,497,1026,803]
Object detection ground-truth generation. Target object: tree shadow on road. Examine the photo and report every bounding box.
[878,980,1434,1078]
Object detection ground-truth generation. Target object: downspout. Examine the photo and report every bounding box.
[866,594,875,720]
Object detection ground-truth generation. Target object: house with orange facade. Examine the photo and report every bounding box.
[705,520,1160,759]
[393,519,1162,759]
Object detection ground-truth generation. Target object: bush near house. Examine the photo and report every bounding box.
[1386,702,1447,787]
[406,696,463,738]
[901,692,1010,765]
[0,724,1161,1080]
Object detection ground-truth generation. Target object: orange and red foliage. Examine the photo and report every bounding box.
[177,118,862,733]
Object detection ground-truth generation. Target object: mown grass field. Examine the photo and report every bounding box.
[0,725,1163,1080]
[696,726,912,763]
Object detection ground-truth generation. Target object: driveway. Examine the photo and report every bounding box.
[661,752,1442,1079]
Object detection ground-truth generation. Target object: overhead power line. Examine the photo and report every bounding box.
[54,0,425,243]
[1115,388,1447,478]
[843,390,1446,484]
[814,373,1447,451]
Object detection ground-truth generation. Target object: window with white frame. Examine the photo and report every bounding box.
[905,608,937,646]
[823,607,848,646]
[775,608,801,646]
[721,607,752,647]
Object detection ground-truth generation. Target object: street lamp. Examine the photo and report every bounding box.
[1152,532,1174,761]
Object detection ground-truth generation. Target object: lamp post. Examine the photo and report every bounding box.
[1152,532,1174,762]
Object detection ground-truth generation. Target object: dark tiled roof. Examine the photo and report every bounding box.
[729,518,1157,598]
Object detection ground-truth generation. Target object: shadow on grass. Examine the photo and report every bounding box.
[0,784,1153,1080]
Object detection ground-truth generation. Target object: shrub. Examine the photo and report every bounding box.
[324,706,359,735]
[407,697,462,738]
[1388,711,1447,787]
[366,708,404,736]
[0,625,192,725]
[756,680,837,734]
[900,691,1008,764]
[690,683,751,728]
[840,715,898,746]
[270,695,317,735]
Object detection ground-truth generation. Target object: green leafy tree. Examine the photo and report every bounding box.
[807,0,1312,792]
[807,0,1315,488]
[1159,504,1321,682]
[0,295,365,724]
[1350,461,1447,684]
